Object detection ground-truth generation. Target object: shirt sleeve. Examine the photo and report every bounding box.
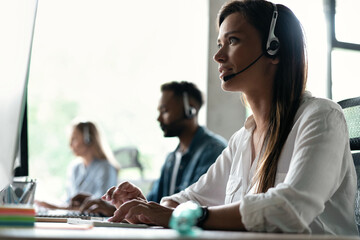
[240,106,350,233]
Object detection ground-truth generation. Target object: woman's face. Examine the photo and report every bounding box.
[213,13,275,93]
[70,128,89,157]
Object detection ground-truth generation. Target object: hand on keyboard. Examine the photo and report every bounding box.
[102,181,146,208]
[79,198,116,217]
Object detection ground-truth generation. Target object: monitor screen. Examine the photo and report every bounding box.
[0,0,38,190]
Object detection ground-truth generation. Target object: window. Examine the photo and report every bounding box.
[332,49,360,101]
[324,0,360,101]
[29,0,207,203]
[335,0,360,44]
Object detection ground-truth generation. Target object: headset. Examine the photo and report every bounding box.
[223,3,280,82]
[182,92,197,119]
[83,123,91,145]
[266,2,280,56]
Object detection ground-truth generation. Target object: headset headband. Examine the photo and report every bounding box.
[266,3,280,56]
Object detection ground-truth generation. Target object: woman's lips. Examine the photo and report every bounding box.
[218,66,233,79]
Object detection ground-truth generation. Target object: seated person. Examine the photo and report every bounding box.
[101,0,358,235]
[147,81,227,202]
[35,120,120,210]
[77,81,227,216]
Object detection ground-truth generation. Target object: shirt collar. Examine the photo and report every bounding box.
[244,91,312,134]
[175,126,205,155]
[244,115,256,133]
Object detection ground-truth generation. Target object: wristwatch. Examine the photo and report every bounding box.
[169,201,209,235]
[196,206,209,228]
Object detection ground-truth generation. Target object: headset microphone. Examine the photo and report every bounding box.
[223,52,264,82]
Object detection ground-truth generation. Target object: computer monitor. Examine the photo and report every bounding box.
[0,0,38,191]
[14,105,29,177]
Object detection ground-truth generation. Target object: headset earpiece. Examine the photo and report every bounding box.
[183,92,196,119]
[266,3,280,56]
[83,124,91,145]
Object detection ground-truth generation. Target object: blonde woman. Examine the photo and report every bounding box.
[36,120,119,210]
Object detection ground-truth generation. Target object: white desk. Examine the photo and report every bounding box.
[0,223,359,240]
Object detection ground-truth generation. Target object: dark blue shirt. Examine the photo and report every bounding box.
[147,126,227,203]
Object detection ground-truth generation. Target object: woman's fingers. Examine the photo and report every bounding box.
[102,186,116,201]
[102,182,147,210]
[107,200,173,227]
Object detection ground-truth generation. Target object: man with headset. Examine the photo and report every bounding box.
[77,81,227,215]
[147,81,227,202]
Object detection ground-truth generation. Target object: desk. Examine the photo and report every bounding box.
[0,223,359,240]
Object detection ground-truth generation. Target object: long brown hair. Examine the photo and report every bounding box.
[218,0,307,193]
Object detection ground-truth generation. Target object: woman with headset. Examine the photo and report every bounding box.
[36,120,119,210]
[102,0,358,235]
[65,121,119,207]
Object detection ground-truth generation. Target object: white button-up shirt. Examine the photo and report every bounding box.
[162,93,358,235]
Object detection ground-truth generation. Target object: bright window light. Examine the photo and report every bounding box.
[29,0,207,203]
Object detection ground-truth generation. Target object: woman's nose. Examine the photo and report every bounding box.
[213,47,226,63]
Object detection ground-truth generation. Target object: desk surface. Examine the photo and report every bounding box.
[0,222,359,240]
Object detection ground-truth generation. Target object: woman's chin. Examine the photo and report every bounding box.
[221,81,236,92]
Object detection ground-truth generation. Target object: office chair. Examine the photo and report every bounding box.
[113,146,144,179]
[338,96,360,232]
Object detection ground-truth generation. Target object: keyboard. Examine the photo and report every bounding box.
[67,218,149,228]
[35,209,103,222]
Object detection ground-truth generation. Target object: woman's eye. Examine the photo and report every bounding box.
[217,43,222,49]
[229,37,238,44]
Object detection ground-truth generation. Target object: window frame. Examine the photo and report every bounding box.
[324,0,360,99]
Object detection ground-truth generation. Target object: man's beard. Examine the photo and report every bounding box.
[160,120,184,137]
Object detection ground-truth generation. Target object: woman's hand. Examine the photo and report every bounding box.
[102,181,146,208]
[69,193,91,209]
[108,199,173,227]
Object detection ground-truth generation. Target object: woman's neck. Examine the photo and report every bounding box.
[246,92,271,164]
[81,153,94,167]
[247,93,271,130]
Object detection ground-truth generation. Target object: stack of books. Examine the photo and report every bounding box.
[0,205,35,227]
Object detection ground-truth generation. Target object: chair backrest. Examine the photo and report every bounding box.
[353,152,360,233]
[113,146,144,179]
[338,96,360,151]
[338,96,360,233]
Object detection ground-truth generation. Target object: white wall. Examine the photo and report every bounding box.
[206,0,246,140]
